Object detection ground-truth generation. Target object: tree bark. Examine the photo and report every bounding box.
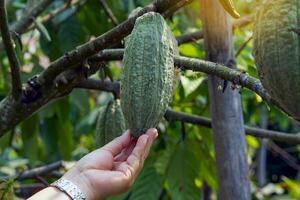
[200,0,250,199]
[256,107,268,187]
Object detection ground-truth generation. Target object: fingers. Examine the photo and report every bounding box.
[102,130,131,156]
[114,138,137,162]
[143,128,158,158]
[124,128,158,178]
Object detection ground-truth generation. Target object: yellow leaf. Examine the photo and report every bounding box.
[219,0,240,18]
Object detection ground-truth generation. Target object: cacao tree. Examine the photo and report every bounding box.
[0,0,300,199]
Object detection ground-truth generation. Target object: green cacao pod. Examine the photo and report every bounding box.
[121,12,177,137]
[253,0,300,121]
[96,99,126,147]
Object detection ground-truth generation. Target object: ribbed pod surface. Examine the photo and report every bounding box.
[253,0,300,121]
[121,12,176,137]
[96,99,126,147]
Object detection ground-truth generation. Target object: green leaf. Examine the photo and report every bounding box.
[108,192,129,200]
[35,20,51,42]
[165,141,202,200]
[155,146,174,175]
[70,89,90,113]
[39,117,61,161]
[57,120,74,160]
[55,97,70,123]
[0,178,15,200]
[180,75,205,97]
[21,114,40,164]
[129,157,163,200]
[52,6,78,25]
[57,15,82,53]
[40,23,63,60]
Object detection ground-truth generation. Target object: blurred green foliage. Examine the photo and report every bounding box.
[0,0,299,199]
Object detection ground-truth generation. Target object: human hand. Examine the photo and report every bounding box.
[63,128,158,200]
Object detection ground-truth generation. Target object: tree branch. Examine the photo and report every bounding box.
[162,0,194,18]
[0,0,190,136]
[77,79,120,99]
[165,109,300,144]
[235,35,253,57]
[0,0,53,51]
[175,56,276,105]
[15,183,46,199]
[36,0,186,85]
[176,14,254,45]
[0,0,22,100]
[10,0,53,35]
[90,48,275,106]
[74,79,300,144]
[16,161,63,180]
[41,0,79,23]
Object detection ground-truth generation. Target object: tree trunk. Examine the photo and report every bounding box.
[200,0,250,199]
[256,107,268,187]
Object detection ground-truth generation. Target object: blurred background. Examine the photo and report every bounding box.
[0,0,299,199]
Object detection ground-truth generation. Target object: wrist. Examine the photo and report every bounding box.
[51,178,88,200]
[62,167,97,200]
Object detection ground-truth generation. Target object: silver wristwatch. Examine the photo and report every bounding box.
[51,178,87,200]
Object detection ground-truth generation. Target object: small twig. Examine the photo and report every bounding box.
[76,79,120,99]
[73,79,300,144]
[0,0,53,51]
[53,0,87,28]
[268,140,300,170]
[35,176,49,187]
[232,14,254,29]
[176,14,254,45]
[289,28,300,36]
[8,127,15,147]
[235,35,253,57]
[98,0,119,26]
[176,30,203,45]
[41,0,78,23]
[0,0,22,100]
[14,183,46,199]
[10,0,53,35]
[162,0,194,18]
[165,109,300,144]
[16,161,63,180]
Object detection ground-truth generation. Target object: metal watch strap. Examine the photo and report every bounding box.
[51,178,87,200]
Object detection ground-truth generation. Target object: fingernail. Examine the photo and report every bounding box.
[153,129,158,138]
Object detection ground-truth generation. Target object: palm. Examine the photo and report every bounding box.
[64,129,157,200]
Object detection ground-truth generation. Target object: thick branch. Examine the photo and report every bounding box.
[91,48,274,105]
[176,56,273,103]
[176,14,254,45]
[36,0,186,85]
[0,0,22,100]
[0,0,190,137]
[0,63,95,136]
